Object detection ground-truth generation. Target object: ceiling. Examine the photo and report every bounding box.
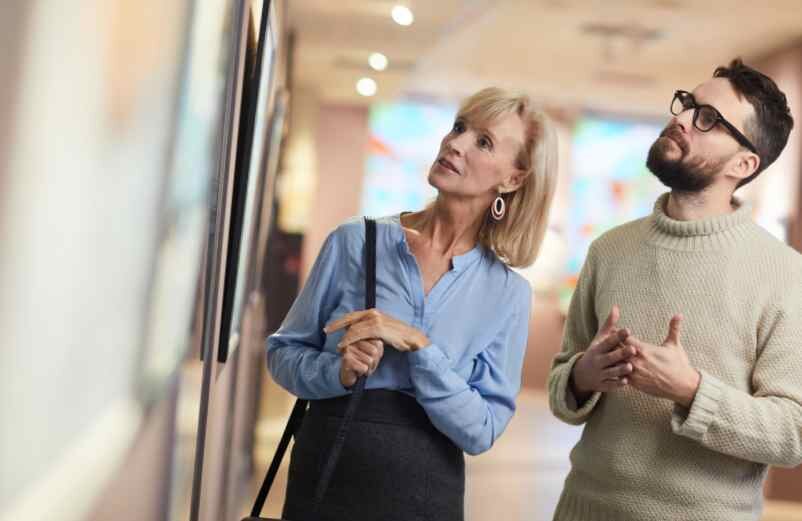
[287,0,802,116]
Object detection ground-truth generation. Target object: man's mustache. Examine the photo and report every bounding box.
[660,126,689,154]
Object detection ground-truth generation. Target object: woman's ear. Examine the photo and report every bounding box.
[499,169,526,194]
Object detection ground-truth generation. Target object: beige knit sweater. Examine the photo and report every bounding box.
[548,193,802,521]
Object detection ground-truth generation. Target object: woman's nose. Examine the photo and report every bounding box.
[445,132,470,156]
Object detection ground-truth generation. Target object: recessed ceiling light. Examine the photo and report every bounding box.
[369,52,388,71]
[391,5,414,26]
[356,77,377,97]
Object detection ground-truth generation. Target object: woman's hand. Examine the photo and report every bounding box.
[325,309,430,353]
[338,339,384,388]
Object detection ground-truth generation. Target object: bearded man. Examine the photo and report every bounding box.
[548,59,801,521]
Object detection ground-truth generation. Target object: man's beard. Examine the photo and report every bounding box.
[646,128,723,193]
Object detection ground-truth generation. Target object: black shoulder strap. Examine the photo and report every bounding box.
[312,217,375,504]
[249,397,306,517]
[365,218,377,309]
[249,218,376,518]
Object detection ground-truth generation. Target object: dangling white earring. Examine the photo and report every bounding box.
[491,193,506,221]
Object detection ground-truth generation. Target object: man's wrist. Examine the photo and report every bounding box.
[674,368,701,408]
[570,355,593,403]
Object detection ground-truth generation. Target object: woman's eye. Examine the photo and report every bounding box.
[478,136,492,150]
[452,120,465,133]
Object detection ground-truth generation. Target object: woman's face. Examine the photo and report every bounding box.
[428,110,525,202]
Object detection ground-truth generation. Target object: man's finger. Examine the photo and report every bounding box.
[600,305,620,334]
[663,314,683,346]
[602,345,637,367]
[603,362,633,379]
[595,328,630,353]
[623,335,646,353]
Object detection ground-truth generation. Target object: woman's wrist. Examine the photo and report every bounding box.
[406,331,430,351]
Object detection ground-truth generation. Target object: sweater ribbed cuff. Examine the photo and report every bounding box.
[554,352,602,424]
[671,369,723,441]
[553,490,625,521]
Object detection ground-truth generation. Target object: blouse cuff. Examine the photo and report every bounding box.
[407,343,451,372]
[321,352,350,395]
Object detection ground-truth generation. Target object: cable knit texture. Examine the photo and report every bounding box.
[548,193,802,521]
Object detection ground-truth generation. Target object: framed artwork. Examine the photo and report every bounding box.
[217,0,281,363]
[135,0,247,406]
[559,114,665,307]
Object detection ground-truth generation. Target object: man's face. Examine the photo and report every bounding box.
[647,77,756,193]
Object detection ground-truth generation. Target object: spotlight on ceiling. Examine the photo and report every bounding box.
[391,5,414,26]
[369,52,388,71]
[356,77,377,97]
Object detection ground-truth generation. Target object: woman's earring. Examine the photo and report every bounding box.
[491,193,506,221]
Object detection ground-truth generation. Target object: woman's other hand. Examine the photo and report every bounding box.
[326,309,430,353]
[338,339,384,388]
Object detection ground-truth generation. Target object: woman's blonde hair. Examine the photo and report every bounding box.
[457,87,559,268]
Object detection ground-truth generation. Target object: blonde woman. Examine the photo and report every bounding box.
[267,87,558,521]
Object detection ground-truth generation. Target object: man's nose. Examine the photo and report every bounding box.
[671,109,693,133]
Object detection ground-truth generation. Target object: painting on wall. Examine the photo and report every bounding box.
[361,100,456,217]
[560,115,665,307]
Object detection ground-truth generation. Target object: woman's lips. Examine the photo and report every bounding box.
[438,157,460,175]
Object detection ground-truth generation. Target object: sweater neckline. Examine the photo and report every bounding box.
[647,193,753,250]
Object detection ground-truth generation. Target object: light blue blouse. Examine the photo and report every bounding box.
[266,215,532,455]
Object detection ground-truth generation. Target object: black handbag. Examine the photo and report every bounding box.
[242,217,377,521]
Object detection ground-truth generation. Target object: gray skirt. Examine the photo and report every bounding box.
[282,390,465,521]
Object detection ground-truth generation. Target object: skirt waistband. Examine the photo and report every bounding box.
[308,389,431,427]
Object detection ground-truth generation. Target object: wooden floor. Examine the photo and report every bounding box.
[247,390,802,521]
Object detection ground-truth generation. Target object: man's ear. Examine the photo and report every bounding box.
[730,151,760,183]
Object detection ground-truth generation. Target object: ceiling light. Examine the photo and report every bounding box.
[369,52,388,71]
[391,5,414,26]
[356,77,377,97]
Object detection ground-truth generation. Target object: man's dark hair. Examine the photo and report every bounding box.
[713,58,794,188]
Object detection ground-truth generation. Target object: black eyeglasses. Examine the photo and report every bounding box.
[670,90,759,156]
